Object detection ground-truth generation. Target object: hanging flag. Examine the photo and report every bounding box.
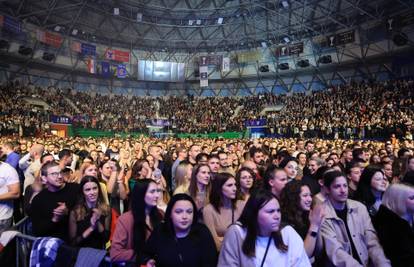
[222,57,230,72]
[101,61,111,77]
[105,48,129,62]
[0,15,21,33]
[71,41,81,53]
[117,64,127,78]
[105,49,115,60]
[199,65,208,87]
[87,58,96,74]
[81,43,96,56]
[36,29,63,48]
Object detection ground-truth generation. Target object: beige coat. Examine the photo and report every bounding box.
[318,199,391,267]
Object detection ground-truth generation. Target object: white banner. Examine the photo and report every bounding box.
[200,65,208,87]
[222,57,230,72]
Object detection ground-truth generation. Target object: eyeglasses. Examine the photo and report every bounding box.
[47,171,63,177]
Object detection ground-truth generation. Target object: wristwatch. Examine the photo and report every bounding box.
[309,230,318,238]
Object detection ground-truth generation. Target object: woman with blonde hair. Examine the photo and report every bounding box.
[372,183,414,267]
[173,161,193,195]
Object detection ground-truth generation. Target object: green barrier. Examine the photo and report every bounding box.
[70,128,147,138]
[71,128,244,139]
[176,132,244,139]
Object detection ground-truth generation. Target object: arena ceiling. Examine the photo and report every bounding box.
[1,0,410,52]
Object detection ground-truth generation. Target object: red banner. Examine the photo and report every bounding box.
[105,49,130,62]
[36,29,63,48]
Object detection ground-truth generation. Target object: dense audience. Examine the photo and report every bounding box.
[0,134,414,266]
[1,79,413,138]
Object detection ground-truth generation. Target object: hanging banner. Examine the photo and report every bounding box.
[36,29,63,48]
[87,58,96,74]
[199,65,208,87]
[101,62,111,77]
[81,43,96,56]
[71,41,81,53]
[222,57,230,72]
[105,49,130,62]
[117,64,127,78]
[0,15,21,33]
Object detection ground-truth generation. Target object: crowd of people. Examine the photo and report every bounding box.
[0,134,414,266]
[1,79,412,138]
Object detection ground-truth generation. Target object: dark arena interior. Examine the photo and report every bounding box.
[0,0,413,266]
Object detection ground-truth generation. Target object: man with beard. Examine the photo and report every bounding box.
[217,151,235,176]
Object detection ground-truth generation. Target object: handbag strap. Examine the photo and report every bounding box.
[260,237,272,267]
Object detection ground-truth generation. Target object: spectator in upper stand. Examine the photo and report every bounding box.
[264,166,288,199]
[19,143,44,193]
[29,161,80,241]
[318,170,391,267]
[187,144,201,166]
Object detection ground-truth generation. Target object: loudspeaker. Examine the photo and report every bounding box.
[297,59,310,68]
[259,65,269,72]
[0,39,10,50]
[18,45,33,55]
[42,52,55,61]
[278,63,289,70]
[318,55,332,64]
[393,33,408,46]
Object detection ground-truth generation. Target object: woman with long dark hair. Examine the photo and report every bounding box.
[354,166,388,217]
[218,189,311,266]
[110,179,163,263]
[279,180,325,258]
[68,176,111,249]
[142,194,217,267]
[203,172,246,250]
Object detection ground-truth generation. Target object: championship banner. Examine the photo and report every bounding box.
[87,58,96,74]
[36,29,63,48]
[101,62,111,77]
[200,65,208,87]
[222,57,230,72]
[117,64,127,78]
[81,43,96,56]
[0,15,21,33]
[105,49,130,62]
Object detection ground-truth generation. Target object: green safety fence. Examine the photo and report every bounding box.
[70,127,245,139]
[70,127,147,138]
